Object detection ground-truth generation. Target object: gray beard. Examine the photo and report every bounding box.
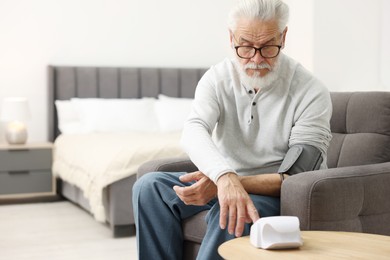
[235,58,281,90]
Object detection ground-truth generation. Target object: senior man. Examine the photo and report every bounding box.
[133,0,332,259]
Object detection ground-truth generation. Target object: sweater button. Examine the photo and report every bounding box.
[252,102,256,106]
[248,90,253,94]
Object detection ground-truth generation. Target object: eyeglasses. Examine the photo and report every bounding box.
[234,45,282,59]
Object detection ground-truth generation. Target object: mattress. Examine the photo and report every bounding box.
[52,131,186,222]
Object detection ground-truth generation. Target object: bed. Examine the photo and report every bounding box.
[48,66,207,237]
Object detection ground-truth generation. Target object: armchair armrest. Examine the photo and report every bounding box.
[281,162,390,236]
[137,157,198,179]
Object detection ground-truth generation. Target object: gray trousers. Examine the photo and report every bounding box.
[132,172,280,260]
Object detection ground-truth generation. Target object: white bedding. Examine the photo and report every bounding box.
[52,132,186,222]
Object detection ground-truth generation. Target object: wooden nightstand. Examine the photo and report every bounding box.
[0,142,56,201]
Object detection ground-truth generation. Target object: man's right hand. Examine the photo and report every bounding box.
[173,171,217,206]
[216,173,260,237]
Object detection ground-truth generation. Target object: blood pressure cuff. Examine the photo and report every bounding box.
[278,144,323,175]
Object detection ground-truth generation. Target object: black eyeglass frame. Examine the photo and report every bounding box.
[234,45,282,59]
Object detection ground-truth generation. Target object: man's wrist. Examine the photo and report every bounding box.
[236,175,244,182]
[216,171,236,184]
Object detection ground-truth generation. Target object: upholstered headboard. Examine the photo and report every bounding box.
[47,66,208,141]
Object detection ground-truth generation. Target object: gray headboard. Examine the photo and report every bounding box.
[48,66,208,141]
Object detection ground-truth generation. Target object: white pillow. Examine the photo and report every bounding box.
[155,94,193,132]
[71,98,159,133]
[55,100,87,134]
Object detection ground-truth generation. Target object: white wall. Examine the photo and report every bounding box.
[313,0,385,91]
[380,0,390,89]
[283,0,313,71]
[0,0,388,142]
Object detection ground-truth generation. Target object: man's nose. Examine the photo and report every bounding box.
[251,50,265,64]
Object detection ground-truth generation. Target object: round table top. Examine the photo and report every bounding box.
[218,231,390,259]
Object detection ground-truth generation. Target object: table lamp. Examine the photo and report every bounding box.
[0,97,31,144]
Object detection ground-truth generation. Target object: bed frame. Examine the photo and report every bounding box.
[48,66,207,237]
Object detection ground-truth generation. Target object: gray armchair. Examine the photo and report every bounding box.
[137,92,390,260]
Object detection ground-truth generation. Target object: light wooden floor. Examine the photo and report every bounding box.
[0,201,137,260]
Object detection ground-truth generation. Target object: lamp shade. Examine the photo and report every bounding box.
[0,97,31,122]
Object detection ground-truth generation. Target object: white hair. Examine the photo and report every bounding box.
[228,0,289,32]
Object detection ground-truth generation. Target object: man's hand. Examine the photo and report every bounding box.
[173,171,217,206]
[217,173,260,237]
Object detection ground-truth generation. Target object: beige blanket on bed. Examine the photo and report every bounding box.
[52,132,186,222]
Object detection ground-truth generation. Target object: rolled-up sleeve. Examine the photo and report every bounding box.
[289,80,332,160]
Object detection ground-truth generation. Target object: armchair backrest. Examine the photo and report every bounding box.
[327,92,390,168]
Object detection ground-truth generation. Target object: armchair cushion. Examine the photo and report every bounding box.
[330,92,390,135]
[328,92,390,168]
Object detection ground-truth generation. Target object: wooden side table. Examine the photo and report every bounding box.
[0,142,57,202]
[218,231,390,259]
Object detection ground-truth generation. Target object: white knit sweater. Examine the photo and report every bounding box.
[181,54,332,183]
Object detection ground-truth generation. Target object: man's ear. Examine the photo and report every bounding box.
[229,30,234,49]
[281,27,288,49]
